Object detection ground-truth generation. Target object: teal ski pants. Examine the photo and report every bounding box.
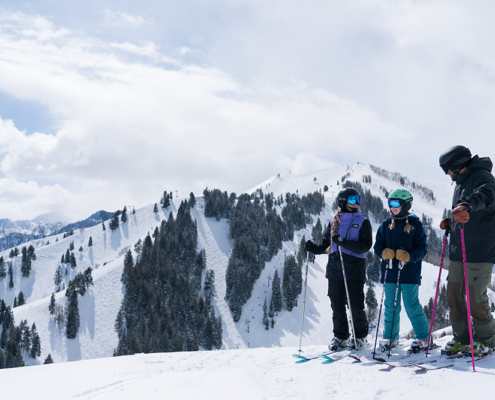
[383,283,430,341]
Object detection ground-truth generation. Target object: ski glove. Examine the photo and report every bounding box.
[381,248,395,260]
[452,204,470,224]
[332,234,346,246]
[304,240,315,253]
[440,217,450,230]
[396,249,410,263]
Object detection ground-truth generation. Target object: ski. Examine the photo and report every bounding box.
[293,348,349,364]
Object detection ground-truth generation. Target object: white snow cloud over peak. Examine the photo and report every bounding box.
[102,10,154,28]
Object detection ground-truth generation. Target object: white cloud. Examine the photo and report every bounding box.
[0,11,412,220]
[102,10,154,28]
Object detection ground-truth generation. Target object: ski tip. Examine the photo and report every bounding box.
[319,355,336,363]
[293,354,311,363]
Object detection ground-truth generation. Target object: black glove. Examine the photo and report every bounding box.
[304,240,315,253]
[332,234,346,246]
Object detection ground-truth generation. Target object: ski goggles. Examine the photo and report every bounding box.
[347,195,361,205]
[388,199,401,208]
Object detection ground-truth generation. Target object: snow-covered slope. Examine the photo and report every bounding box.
[3,338,495,400]
[2,163,494,369]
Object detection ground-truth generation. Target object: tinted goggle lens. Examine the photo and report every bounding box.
[347,195,361,205]
[388,199,401,208]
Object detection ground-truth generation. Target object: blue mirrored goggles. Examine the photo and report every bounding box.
[388,199,401,208]
[347,195,361,205]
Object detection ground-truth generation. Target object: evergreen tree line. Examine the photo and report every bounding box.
[226,190,324,322]
[0,300,41,369]
[60,248,77,269]
[114,200,222,357]
[423,284,449,331]
[203,188,236,220]
[369,165,436,203]
[52,266,93,339]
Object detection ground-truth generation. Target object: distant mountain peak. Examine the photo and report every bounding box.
[32,212,71,225]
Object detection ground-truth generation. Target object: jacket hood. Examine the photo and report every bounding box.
[457,156,493,185]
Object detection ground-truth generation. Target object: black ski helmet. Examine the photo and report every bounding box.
[337,187,361,210]
[439,145,472,174]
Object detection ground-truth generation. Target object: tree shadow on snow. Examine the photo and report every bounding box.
[88,248,94,267]
[110,228,122,251]
[122,221,129,240]
[66,334,82,362]
[79,290,96,340]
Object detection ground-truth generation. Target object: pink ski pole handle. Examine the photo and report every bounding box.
[426,225,450,357]
[461,226,476,372]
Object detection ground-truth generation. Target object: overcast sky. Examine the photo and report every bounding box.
[1,0,495,221]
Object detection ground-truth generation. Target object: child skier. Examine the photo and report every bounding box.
[373,189,430,353]
[305,187,373,351]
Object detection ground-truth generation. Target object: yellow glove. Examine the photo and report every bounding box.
[382,248,395,260]
[396,249,410,263]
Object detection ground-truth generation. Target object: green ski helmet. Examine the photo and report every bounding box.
[388,189,413,217]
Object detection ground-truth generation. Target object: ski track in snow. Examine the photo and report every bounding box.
[1,163,495,398]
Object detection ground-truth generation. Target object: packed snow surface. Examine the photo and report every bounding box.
[3,337,495,400]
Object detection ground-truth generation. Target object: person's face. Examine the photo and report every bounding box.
[346,203,359,211]
[390,206,401,216]
[447,169,457,182]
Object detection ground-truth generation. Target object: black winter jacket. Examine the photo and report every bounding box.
[449,156,495,263]
[311,215,373,281]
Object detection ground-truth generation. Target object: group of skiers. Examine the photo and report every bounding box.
[304,145,495,356]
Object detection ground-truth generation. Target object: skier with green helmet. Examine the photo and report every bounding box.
[373,188,430,353]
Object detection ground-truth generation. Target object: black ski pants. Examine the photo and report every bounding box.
[328,278,368,340]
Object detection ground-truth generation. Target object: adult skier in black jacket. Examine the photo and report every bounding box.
[439,145,495,355]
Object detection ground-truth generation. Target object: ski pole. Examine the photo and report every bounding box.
[372,259,392,361]
[297,252,314,355]
[426,225,450,358]
[461,225,476,372]
[387,260,405,358]
[338,245,359,356]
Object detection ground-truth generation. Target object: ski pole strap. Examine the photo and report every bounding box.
[398,261,405,270]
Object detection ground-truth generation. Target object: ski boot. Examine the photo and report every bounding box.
[378,338,399,353]
[441,340,470,355]
[328,337,349,351]
[407,339,437,354]
[349,337,368,350]
[463,341,493,357]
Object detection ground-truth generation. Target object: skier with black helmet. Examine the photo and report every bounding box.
[373,189,430,353]
[439,145,495,355]
[305,187,373,351]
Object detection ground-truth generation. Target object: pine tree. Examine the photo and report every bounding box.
[61,254,65,264]
[17,291,25,306]
[66,297,80,339]
[88,237,93,247]
[79,246,83,252]
[21,246,32,277]
[102,220,106,231]
[13,297,18,307]
[109,213,120,231]
[70,252,77,269]
[70,241,74,251]
[153,203,159,213]
[30,323,41,358]
[44,354,54,364]
[263,298,269,330]
[134,239,142,255]
[365,286,378,309]
[162,192,171,209]
[271,270,283,313]
[121,250,134,284]
[8,262,14,289]
[54,265,63,286]
[49,293,56,315]
[65,249,70,264]
[189,192,196,208]
[203,270,216,297]
[0,256,6,279]
[121,206,128,223]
